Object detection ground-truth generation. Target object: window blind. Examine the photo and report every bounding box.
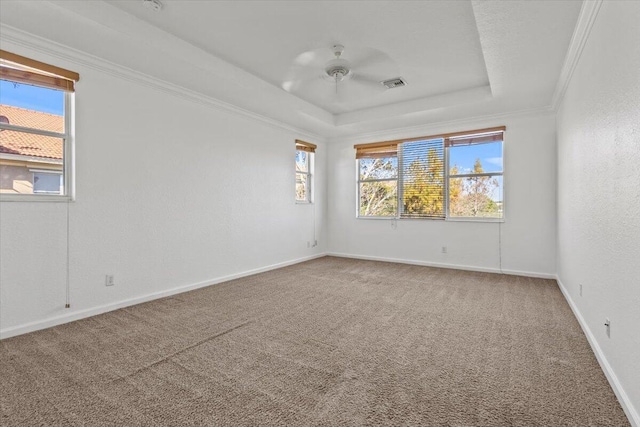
[400,138,445,219]
[354,142,398,159]
[0,50,79,92]
[446,130,504,147]
[295,139,317,153]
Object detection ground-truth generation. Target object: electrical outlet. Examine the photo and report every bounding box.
[313,240,318,247]
[307,241,311,248]
[579,284,582,296]
[604,318,611,338]
[105,275,115,287]
[441,246,447,254]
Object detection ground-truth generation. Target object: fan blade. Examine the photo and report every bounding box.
[334,74,386,103]
[347,47,399,79]
[292,48,332,68]
[282,47,335,92]
[282,66,323,92]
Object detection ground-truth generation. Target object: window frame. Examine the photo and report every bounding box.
[0,90,74,202]
[295,140,316,204]
[0,50,77,203]
[356,155,398,219]
[355,127,505,222]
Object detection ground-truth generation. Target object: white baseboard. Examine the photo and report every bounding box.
[556,275,639,427]
[326,252,556,279]
[0,253,326,340]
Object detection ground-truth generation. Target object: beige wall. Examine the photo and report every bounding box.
[0,161,62,194]
[0,164,33,193]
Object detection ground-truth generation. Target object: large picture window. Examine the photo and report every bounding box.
[356,127,504,220]
[0,50,79,199]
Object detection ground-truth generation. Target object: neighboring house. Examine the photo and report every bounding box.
[0,104,63,194]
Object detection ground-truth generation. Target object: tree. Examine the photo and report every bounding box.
[359,157,397,216]
[402,148,444,217]
[449,159,500,217]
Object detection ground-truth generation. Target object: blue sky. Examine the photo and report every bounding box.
[449,141,502,174]
[401,138,502,174]
[0,79,64,115]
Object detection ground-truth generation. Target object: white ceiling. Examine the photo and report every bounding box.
[0,0,582,138]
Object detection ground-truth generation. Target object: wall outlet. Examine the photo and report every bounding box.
[579,284,582,296]
[441,246,447,254]
[313,240,318,247]
[604,318,611,338]
[307,241,311,248]
[105,275,115,287]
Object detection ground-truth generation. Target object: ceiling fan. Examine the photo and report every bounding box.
[282,44,401,103]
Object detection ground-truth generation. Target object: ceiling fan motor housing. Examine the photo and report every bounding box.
[325,45,351,81]
[325,58,351,81]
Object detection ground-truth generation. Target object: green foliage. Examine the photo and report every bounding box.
[359,158,398,216]
[402,148,444,217]
[449,158,501,218]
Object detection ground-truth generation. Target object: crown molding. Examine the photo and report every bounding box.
[550,0,603,111]
[0,25,326,143]
[330,105,554,144]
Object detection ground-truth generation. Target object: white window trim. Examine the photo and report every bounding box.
[356,137,504,222]
[0,92,74,203]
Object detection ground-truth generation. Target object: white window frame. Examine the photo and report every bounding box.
[356,156,398,218]
[295,149,313,204]
[445,136,504,222]
[356,129,504,222]
[0,91,74,202]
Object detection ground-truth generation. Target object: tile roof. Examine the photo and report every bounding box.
[0,105,64,160]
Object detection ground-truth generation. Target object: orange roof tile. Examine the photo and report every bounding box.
[0,105,63,160]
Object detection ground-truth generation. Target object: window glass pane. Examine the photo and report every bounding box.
[0,131,63,194]
[33,172,63,194]
[296,172,307,201]
[0,79,65,133]
[449,175,503,218]
[295,150,308,172]
[359,157,398,180]
[400,139,445,218]
[0,130,63,160]
[359,181,397,217]
[449,141,502,174]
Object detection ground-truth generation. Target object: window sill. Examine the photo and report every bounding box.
[356,216,504,223]
[446,217,504,223]
[0,194,74,203]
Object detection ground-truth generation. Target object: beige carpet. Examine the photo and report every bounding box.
[0,257,629,426]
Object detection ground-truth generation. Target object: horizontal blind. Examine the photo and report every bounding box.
[400,138,445,219]
[295,139,316,153]
[0,50,79,92]
[446,130,504,147]
[355,142,398,159]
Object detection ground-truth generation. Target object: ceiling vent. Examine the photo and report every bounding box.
[381,77,407,89]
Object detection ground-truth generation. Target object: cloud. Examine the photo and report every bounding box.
[485,157,503,168]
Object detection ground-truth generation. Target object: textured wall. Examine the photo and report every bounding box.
[327,114,557,277]
[0,41,326,336]
[557,1,640,421]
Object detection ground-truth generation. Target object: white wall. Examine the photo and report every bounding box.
[0,41,326,337]
[556,1,640,423]
[327,114,557,277]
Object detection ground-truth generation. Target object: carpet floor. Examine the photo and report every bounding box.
[0,257,629,426]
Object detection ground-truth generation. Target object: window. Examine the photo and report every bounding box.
[0,50,79,199]
[356,127,504,220]
[295,140,316,203]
